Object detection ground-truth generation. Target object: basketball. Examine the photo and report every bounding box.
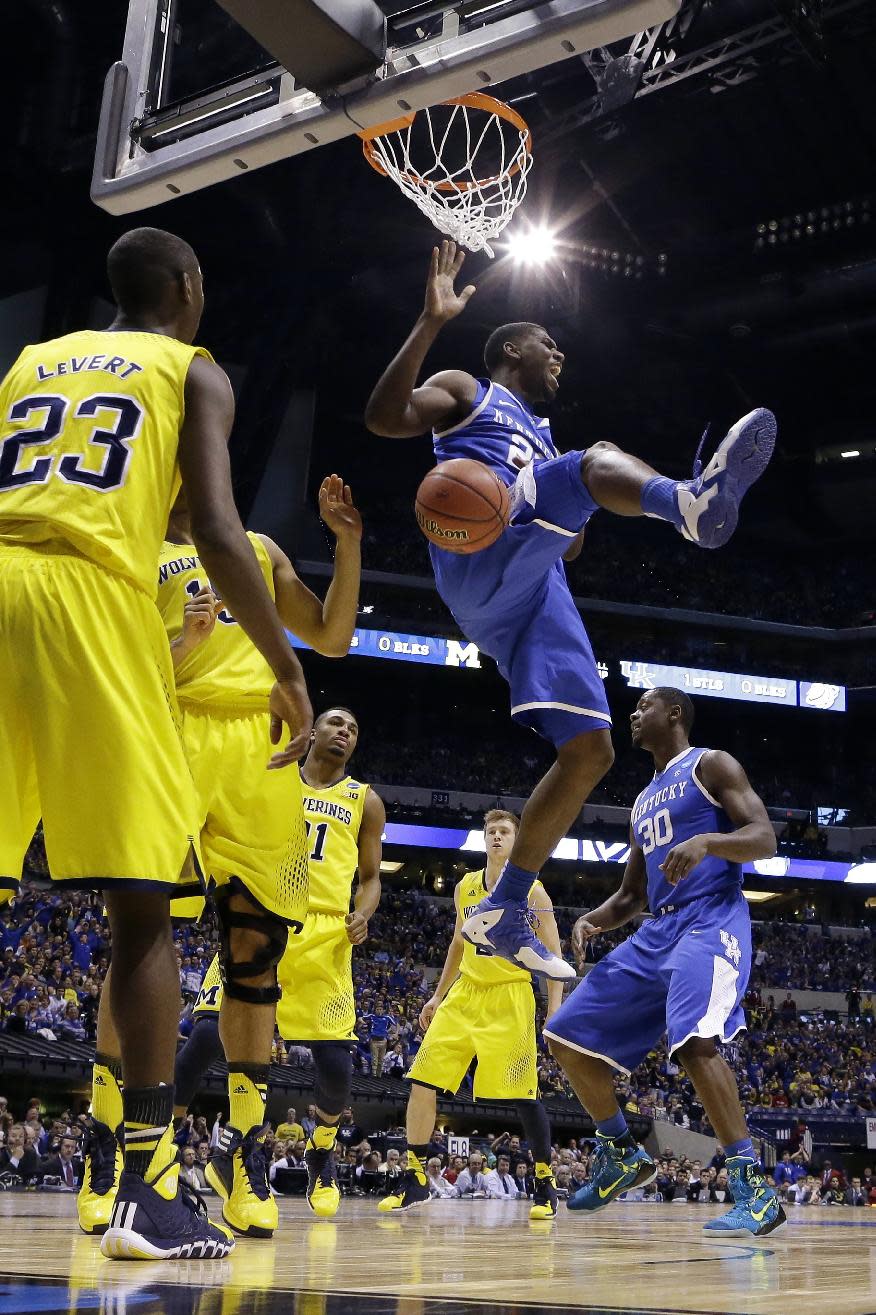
[415,458,511,554]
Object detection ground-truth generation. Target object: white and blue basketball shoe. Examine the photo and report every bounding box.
[677,408,777,549]
[703,1157,787,1238]
[461,894,575,980]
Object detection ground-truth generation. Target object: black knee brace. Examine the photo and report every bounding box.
[216,886,289,1005]
[515,1098,552,1165]
[311,1042,354,1118]
[174,1016,224,1109]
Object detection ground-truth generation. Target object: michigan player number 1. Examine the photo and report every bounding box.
[639,808,674,855]
[0,393,143,491]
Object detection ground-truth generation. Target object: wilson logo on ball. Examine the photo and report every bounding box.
[415,458,511,555]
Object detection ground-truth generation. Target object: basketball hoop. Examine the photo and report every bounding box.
[359,93,533,258]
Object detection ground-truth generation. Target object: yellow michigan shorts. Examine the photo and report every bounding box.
[192,952,223,1018]
[191,914,356,1042]
[276,911,356,1042]
[0,545,202,891]
[407,975,538,1101]
[171,705,309,927]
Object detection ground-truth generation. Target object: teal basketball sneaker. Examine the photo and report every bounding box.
[703,1157,786,1237]
[567,1137,655,1213]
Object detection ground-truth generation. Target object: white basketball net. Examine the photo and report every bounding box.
[362,96,533,258]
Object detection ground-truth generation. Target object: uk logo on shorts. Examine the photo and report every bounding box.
[720,930,741,966]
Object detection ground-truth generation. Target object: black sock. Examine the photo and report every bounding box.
[123,1085,175,1179]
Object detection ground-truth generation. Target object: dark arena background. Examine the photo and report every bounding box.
[0,2,874,1313]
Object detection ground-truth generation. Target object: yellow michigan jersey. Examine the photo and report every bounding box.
[0,331,212,597]
[157,533,273,711]
[158,532,308,925]
[407,869,543,1101]
[194,771,369,1040]
[0,330,208,890]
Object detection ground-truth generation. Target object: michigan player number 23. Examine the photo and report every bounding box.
[0,394,143,491]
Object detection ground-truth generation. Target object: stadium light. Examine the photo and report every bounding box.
[840,450,860,459]
[505,225,558,265]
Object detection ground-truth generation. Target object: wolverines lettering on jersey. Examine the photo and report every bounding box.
[303,797,353,826]
[158,554,199,584]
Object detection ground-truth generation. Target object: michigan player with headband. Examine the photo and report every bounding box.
[174,705,385,1220]
[0,228,312,1261]
[544,687,785,1237]
[365,241,776,980]
[379,809,561,1219]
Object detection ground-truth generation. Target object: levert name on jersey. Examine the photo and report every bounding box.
[156,532,274,711]
[301,773,369,915]
[0,330,212,596]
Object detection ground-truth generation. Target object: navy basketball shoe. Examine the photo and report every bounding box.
[677,408,776,549]
[100,1170,235,1260]
[703,1157,786,1237]
[461,895,575,980]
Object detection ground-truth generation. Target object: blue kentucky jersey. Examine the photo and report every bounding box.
[432,379,559,487]
[630,747,742,912]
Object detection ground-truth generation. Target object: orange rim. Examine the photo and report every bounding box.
[358,92,532,193]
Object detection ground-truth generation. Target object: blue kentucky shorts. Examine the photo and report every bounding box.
[429,450,610,747]
[542,891,752,1074]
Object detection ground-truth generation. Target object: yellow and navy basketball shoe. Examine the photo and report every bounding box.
[529,1171,559,1220]
[77,1117,123,1234]
[206,1123,278,1238]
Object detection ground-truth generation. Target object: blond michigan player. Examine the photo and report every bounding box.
[174,706,384,1220]
[0,228,312,1261]
[380,810,562,1219]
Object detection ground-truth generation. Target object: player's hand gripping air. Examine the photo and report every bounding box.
[318,473,362,542]
[571,916,603,973]
[176,586,218,657]
[424,240,477,325]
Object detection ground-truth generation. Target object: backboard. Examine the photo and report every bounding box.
[91,0,680,215]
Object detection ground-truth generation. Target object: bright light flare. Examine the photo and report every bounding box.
[505,225,558,265]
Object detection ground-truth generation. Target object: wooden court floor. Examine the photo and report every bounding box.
[0,1194,873,1315]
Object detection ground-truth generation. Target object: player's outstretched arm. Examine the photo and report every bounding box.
[179,355,312,758]
[571,836,648,969]
[418,883,465,1031]
[364,241,478,438]
[530,884,566,1019]
[346,789,385,945]
[659,751,776,885]
[259,475,362,659]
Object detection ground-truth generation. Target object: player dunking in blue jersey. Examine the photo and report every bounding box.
[544,687,785,1237]
[366,241,776,981]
